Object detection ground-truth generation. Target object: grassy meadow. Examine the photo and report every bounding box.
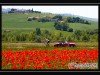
[2,13,98,32]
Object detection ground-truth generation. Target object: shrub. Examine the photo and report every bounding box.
[27,17,33,21]
[67,28,73,32]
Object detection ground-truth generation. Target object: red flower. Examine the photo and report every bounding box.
[2,48,98,69]
[12,65,17,69]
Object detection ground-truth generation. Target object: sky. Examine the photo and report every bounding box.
[2,6,98,19]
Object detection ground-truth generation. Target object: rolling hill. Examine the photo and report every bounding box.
[2,12,98,43]
[2,13,98,31]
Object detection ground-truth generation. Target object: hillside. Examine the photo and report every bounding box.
[2,13,98,42]
[2,13,98,31]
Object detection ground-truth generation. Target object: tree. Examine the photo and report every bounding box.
[74,30,82,36]
[35,36,41,43]
[85,20,91,25]
[66,17,73,23]
[62,22,69,31]
[42,30,52,38]
[54,21,59,26]
[67,28,73,32]
[44,30,49,34]
[62,25,67,31]
[56,24,62,30]
[73,30,82,41]
[82,34,90,41]
[54,21,69,31]
[38,18,49,22]
[79,19,84,23]
[35,28,41,35]
[54,22,62,30]
[53,15,63,21]
[67,17,91,25]
[75,17,80,22]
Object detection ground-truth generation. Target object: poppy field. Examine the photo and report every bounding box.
[2,48,98,70]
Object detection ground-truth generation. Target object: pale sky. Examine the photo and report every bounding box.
[2,6,98,19]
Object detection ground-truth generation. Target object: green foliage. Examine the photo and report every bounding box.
[67,17,91,24]
[54,21,62,30]
[87,29,98,35]
[59,32,63,37]
[67,28,73,32]
[2,29,98,42]
[34,28,41,35]
[85,20,91,24]
[67,36,73,42]
[54,21,71,31]
[74,30,82,36]
[62,22,69,31]
[82,34,90,41]
[34,36,42,43]
[27,18,33,21]
[53,15,63,20]
[72,29,98,42]
[43,30,49,34]
[38,18,50,22]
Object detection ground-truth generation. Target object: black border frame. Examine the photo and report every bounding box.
[0,0,100,3]
[0,3,100,73]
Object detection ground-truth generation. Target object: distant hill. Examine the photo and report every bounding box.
[61,13,98,22]
[2,8,98,22]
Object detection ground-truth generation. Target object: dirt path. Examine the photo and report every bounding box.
[2,42,98,49]
[3,42,58,45]
[2,43,58,49]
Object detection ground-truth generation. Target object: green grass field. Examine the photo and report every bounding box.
[2,13,98,31]
[2,13,98,40]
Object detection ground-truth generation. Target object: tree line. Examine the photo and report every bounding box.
[66,17,91,24]
[54,21,73,32]
[2,28,98,43]
[41,15,91,25]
